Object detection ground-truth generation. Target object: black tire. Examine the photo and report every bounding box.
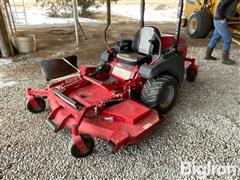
[106,142,116,154]
[187,9,212,38]
[181,18,188,28]
[27,96,46,113]
[141,75,179,114]
[68,134,94,158]
[186,68,198,82]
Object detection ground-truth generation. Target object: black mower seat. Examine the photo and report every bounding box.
[117,26,161,65]
[116,51,147,65]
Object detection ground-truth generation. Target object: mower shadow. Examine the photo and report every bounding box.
[139,78,204,139]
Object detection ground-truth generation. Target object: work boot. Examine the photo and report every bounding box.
[205,47,217,60]
[222,50,236,65]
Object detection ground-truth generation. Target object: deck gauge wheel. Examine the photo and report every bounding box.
[68,134,95,158]
[27,96,46,113]
[186,67,198,82]
[106,142,116,154]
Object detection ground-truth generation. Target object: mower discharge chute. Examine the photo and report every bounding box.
[26,0,198,158]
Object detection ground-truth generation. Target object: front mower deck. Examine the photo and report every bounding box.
[27,75,161,153]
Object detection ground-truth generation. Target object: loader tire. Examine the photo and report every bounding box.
[187,10,212,38]
[141,75,178,114]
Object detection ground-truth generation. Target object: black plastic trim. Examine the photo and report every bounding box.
[139,49,185,83]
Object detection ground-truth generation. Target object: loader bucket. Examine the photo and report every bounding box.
[40,55,78,81]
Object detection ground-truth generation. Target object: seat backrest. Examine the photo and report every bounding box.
[132,26,161,56]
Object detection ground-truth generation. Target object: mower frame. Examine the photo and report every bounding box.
[26,0,198,158]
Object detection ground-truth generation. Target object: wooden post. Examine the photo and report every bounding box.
[72,0,87,47]
[0,7,12,57]
[72,0,79,47]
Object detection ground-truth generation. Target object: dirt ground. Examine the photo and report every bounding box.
[14,23,209,63]
[0,23,240,179]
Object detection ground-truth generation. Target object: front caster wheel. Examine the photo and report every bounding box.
[68,134,94,158]
[106,142,116,154]
[186,68,198,82]
[27,96,46,113]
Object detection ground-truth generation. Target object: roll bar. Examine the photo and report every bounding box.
[174,0,184,50]
[140,0,145,28]
[104,0,184,51]
[104,0,111,47]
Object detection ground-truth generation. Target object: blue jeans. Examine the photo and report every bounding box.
[208,20,232,51]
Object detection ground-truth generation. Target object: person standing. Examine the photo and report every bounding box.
[205,0,239,65]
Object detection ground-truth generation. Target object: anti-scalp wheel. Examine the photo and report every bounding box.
[106,142,116,154]
[68,134,94,158]
[27,96,46,113]
[186,67,198,82]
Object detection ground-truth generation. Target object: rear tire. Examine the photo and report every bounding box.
[141,75,179,114]
[187,9,212,38]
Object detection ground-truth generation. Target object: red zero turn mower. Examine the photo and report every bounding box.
[26,0,198,158]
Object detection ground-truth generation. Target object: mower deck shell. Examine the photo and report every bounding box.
[27,75,162,153]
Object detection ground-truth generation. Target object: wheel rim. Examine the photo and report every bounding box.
[189,18,197,34]
[159,85,175,109]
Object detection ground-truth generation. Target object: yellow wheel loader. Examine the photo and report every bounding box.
[183,0,240,45]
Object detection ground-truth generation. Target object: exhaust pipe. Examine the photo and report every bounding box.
[104,0,111,47]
